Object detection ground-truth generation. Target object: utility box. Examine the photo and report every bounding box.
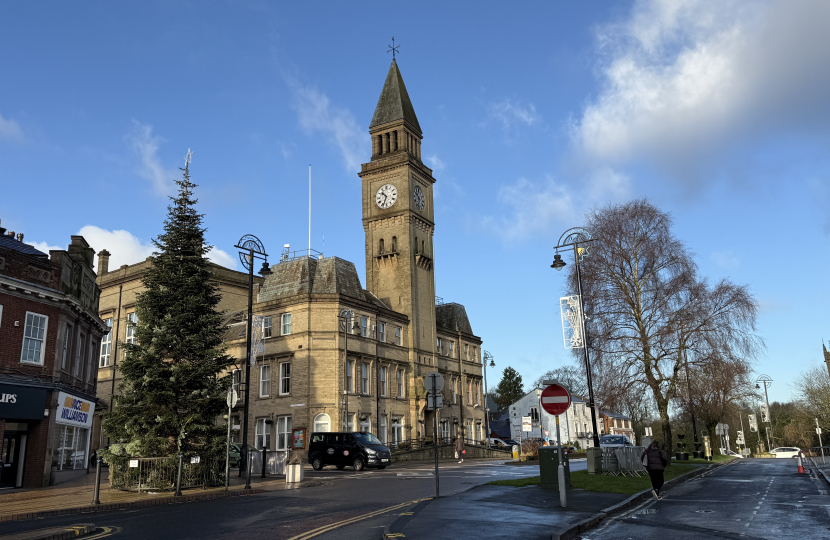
[539,447,571,488]
[586,447,603,474]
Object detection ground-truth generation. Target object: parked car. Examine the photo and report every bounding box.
[770,447,802,458]
[308,432,392,471]
[502,439,520,447]
[598,434,634,448]
[228,443,241,467]
[487,438,508,448]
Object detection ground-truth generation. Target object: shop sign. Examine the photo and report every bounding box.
[55,391,94,429]
[0,384,47,420]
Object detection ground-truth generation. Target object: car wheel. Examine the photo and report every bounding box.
[353,458,365,471]
[312,456,324,470]
[336,464,346,470]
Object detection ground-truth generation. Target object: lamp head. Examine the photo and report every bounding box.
[258,260,272,276]
[755,384,760,389]
[551,253,566,271]
[489,359,495,368]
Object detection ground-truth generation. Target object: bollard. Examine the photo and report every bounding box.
[261,447,267,479]
[174,454,184,497]
[797,452,806,474]
[92,457,103,505]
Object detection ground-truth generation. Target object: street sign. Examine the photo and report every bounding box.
[760,405,769,423]
[227,388,238,409]
[426,392,443,410]
[190,456,200,464]
[522,416,532,432]
[423,372,445,393]
[540,384,571,416]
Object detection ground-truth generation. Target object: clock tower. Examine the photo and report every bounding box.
[359,59,436,358]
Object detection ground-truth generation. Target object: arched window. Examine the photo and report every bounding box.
[379,239,385,254]
[314,413,331,433]
[376,135,383,155]
[392,236,397,252]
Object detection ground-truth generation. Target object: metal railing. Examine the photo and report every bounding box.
[601,446,646,476]
[109,457,225,492]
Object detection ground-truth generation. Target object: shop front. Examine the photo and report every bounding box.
[50,391,94,485]
[0,384,48,489]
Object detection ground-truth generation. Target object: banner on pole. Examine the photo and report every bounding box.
[748,414,757,432]
[559,296,584,349]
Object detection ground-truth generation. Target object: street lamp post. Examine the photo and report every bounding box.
[234,234,271,490]
[483,351,495,443]
[551,227,602,449]
[682,337,701,457]
[756,375,773,452]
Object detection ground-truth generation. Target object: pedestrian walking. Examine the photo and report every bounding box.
[641,440,669,500]
[455,435,465,463]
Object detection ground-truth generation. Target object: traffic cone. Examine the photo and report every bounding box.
[797,452,806,474]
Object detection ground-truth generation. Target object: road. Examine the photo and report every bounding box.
[582,458,830,540]
[0,459,566,540]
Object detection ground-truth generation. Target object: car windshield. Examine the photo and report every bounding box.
[600,436,626,444]
[354,432,383,446]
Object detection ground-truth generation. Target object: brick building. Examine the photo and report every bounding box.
[0,226,106,488]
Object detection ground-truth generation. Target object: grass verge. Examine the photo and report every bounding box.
[487,463,703,494]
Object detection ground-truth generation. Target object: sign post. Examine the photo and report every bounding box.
[225,387,238,491]
[540,382,572,508]
[423,372,444,498]
[818,418,825,465]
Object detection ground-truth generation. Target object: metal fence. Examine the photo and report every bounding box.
[601,446,646,476]
[110,456,225,492]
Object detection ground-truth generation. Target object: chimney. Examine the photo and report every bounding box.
[0,218,5,235]
[98,249,111,275]
[15,233,23,242]
[7,231,15,237]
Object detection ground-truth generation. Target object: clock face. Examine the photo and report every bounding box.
[413,185,425,211]
[375,184,397,209]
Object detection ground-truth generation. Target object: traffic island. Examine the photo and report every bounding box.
[0,523,95,540]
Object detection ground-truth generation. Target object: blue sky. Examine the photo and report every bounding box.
[2,0,829,405]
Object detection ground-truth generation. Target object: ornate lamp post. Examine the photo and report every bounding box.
[483,351,495,443]
[756,374,773,452]
[234,234,271,489]
[551,227,601,449]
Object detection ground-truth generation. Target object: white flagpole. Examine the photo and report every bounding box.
[309,165,312,254]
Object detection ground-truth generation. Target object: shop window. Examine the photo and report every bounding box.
[52,425,88,471]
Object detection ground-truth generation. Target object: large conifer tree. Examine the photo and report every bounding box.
[103,163,233,458]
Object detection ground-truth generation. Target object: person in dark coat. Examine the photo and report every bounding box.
[641,440,669,499]
[455,435,465,463]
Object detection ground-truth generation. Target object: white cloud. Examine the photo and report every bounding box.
[27,241,61,256]
[288,79,363,172]
[78,225,155,271]
[482,176,576,242]
[486,99,541,135]
[0,112,24,142]
[588,167,631,202]
[128,121,178,196]
[206,247,237,269]
[425,154,446,173]
[572,0,830,177]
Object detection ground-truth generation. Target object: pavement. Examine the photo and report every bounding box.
[580,458,830,540]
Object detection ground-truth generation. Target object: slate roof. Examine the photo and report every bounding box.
[369,60,422,134]
[0,235,48,257]
[436,302,474,335]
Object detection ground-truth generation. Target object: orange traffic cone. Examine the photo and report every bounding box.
[797,452,806,474]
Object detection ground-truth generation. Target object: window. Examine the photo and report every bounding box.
[380,366,388,396]
[392,237,397,251]
[313,413,331,433]
[465,420,472,440]
[467,380,473,405]
[86,341,95,382]
[440,420,449,441]
[281,313,292,335]
[343,413,356,432]
[99,318,112,367]
[346,359,354,393]
[231,369,241,395]
[396,368,404,397]
[126,313,137,345]
[464,344,469,361]
[231,415,240,443]
[276,415,292,450]
[255,418,271,450]
[0,304,3,327]
[452,377,457,403]
[395,326,402,346]
[392,416,404,444]
[380,415,388,444]
[378,322,386,343]
[476,381,481,405]
[379,238,385,254]
[21,312,48,365]
[360,415,371,433]
[472,347,477,363]
[361,316,369,337]
[263,316,272,338]
[61,325,72,369]
[52,425,88,471]
[280,362,290,395]
[448,341,454,358]
[260,364,270,397]
[74,334,84,376]
[436,338,441,355]
[361,363,369,394]
[476,422,484,442]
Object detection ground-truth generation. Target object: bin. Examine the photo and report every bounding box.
[538,447,571,489]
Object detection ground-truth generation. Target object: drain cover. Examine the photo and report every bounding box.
[637,509,658,514]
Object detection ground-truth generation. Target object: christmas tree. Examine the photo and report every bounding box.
[103,160,233,459]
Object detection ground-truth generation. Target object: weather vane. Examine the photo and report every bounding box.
[387,37,400,60]
[184,148,193,168]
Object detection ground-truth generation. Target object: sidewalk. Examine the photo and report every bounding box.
[0,467,289,522]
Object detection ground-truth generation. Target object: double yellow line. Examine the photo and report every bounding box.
[286,498,429,540]
[66,526,119,539]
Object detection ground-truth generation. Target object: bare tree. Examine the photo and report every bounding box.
[572,200,762,451]
[532,364,588,397]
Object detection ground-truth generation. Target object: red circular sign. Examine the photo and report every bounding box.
[540,384,571,416]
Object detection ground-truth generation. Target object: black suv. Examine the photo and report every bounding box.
[308,432,392,471]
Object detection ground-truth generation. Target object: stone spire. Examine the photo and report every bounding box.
[824,342,830,378]
[370,59,422,134]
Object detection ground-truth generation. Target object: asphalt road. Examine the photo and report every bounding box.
[0,459,565,540]
[582,458,830,540]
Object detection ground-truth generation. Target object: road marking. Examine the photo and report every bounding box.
[79,527,120,539]
[285,498,429,540]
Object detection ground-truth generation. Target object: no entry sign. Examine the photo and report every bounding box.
[540,384,571,416]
